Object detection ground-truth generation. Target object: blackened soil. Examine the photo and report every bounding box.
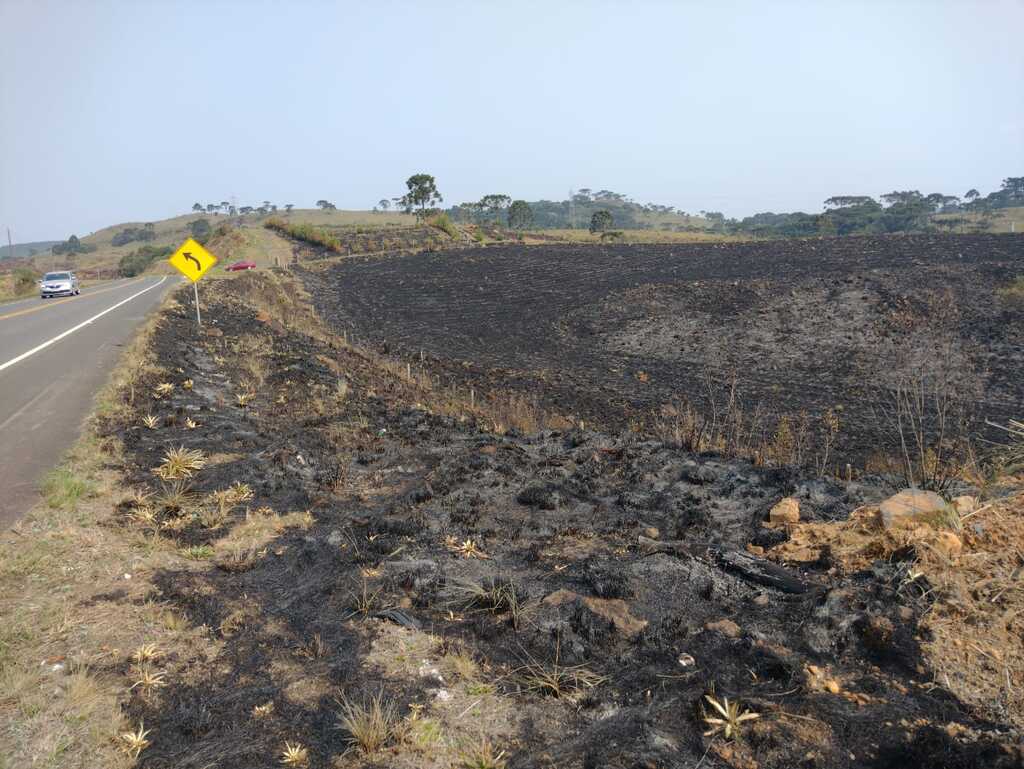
[112,275,1022,768]
[299,234,1024,461]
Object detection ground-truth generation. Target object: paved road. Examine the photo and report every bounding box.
[0,276,173,526]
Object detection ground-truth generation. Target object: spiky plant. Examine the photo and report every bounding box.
[142,414,159,430]
[153,382,174,398]
[279,741,309,766]
[118,722,151,758]
[185,417,198,430]
[153,446,206,481]
[445,536,489,559]
[701,693,760,740]
[182,378,194,390]
[132,643,163,664]
[252,701,275,719]
[129,665,167,693]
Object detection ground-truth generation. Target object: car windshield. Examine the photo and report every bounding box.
[44,272,70,281]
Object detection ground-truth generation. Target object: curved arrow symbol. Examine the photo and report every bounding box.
[183,252,201,271]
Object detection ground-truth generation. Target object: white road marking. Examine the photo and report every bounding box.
[0,381,57,432]
[0,278,166,374]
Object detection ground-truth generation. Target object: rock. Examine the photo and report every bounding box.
[952,496,976,516]
[205,327,224,337]
[642,526,660,540]
[932,530,963,559]
[255,310,272,323]
[746,544,765,556]
[768,497,800,525]
[705,618,741,638]
[752,593,770,607]
[326,529,343,547]
[583,597,648,638]
[824,678,841,694]
[878,489,948,530]
[479,445,497,455]
[543,590,648,638]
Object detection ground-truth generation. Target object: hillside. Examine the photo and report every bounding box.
[28,209,416,277]
[0,240,61,259]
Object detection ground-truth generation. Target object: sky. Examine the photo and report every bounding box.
[1,0,1022,242]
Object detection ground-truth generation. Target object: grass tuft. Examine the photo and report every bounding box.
[40,468,95,510]
[336,690,398,754]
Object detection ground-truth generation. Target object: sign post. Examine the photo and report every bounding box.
[168,237,218,327]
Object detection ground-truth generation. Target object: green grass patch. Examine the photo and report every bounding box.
[264,217,341,252]
[40,469,95,511]
[428,212,459,239]
[997,276,1024,309]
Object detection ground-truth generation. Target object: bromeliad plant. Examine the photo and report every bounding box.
[152,446,207,519]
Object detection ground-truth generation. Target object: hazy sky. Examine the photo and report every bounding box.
[2,1,1022,241]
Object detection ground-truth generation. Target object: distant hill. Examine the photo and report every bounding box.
[0,241,60,259]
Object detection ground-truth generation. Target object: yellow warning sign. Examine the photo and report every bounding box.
[168,238,217,282]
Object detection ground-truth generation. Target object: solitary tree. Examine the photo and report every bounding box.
[507,200,533,229]
[965,188,980,202]
[220,201,230,212]
[400,174,442,219]
[316,199,336,210]
[590,210,613,233]
[192,202,203,212]
[378,199,390,212]
[284,204,294,212]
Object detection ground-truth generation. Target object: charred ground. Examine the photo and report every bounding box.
[299,234,1024,466]
[96,271,1023,768]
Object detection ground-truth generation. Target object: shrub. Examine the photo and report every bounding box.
[189,219,212,244]
[264,217,341,252]
[12,267,39,294]
[52,234,97,255]
[997,276,1024,310]
[119,245,173,277]
[428,212,458,238]
[111,227,157,247]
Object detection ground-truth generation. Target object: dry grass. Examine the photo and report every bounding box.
[917,490,1024,725]
[513,643,605,700]
[458,737,508,768]
[336,690,399,754]
[0,289,203,769]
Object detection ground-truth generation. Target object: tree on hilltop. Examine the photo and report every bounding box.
[400,174,443,220]
[192,203,203,212]
[316,199,337,210]
[284,204,294,212]
[378,199,390,212]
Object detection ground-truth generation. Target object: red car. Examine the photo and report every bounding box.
[226,260,257,272]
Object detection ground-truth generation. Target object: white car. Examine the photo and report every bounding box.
[40,271,80,299]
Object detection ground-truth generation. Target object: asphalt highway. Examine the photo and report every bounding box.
[0,276,172,526]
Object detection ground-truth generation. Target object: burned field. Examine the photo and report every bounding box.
[99,272,1024,768]
[300,234,1024,465]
